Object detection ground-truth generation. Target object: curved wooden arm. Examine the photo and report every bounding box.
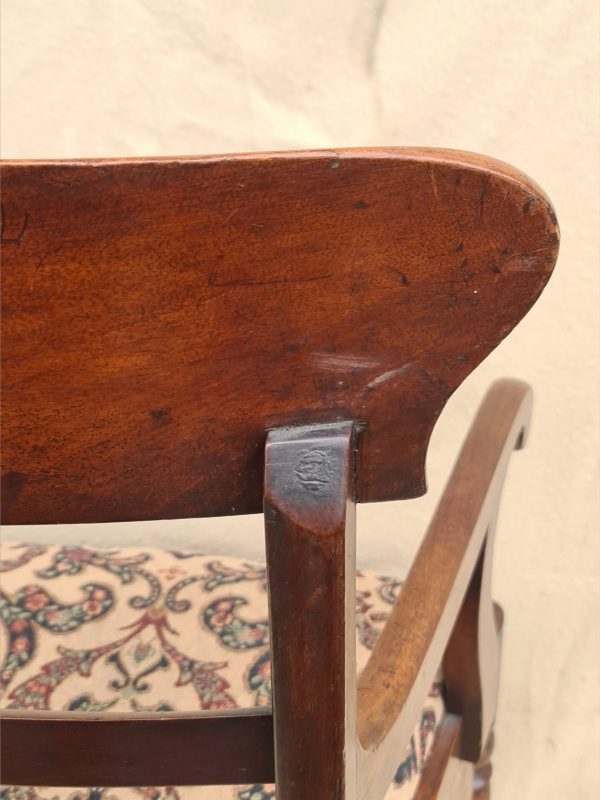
[356,378,532,800]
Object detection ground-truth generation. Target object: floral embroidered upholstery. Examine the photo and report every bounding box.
[0,541,444,800]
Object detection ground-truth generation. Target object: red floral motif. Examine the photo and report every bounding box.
[23,592,50,612]
[10,637,31,655]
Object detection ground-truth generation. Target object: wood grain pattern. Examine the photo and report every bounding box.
[356,379,533,800]
[413,714,472,800]
[264,421,357,799]
[0,148,559,524]
[0,707,274,786]
[443,542,502,763]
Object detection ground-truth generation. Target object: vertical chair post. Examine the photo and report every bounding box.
[264,421,357,800]
[443,526,501,765]
[442,389,531,790]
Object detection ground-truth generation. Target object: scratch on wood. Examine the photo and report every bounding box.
[364,364,412,391]
[209,272,332,288]
[1,206,30,245]
[222,208,239,224]
[389,266,409,285]
[35,252,49,271]
[478,177,491,220]
[312,353,382,371]
[505,252,550,272]
[429,165,440,202]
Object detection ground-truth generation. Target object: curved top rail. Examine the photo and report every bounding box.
[1,148,558,523]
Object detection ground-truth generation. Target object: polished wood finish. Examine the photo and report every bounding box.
[264,422,357,799]
[414,714,471,799]
[0,707,275,786]
[0,150,558,798]
[1,149,558,524]
[356,379,532,800]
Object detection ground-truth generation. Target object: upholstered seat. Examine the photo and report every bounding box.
[0,541,444,800]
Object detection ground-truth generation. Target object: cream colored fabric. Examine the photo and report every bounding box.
[0,542,444,800]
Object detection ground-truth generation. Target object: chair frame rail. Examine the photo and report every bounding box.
[1,379,532,800]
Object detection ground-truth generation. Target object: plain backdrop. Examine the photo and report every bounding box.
[1,1,599,798]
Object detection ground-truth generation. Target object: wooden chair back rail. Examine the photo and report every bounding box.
[0,712,467,796]
[0,149,558,525]
[0,708,275,786]
[1,380,530,797]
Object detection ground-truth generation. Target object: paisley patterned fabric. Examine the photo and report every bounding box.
[0,541,444,800]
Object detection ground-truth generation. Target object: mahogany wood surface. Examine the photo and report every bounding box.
[0,707,275,786]
[1,148,558,524]
[264,422,357,799]
[413,714,470,800]
[443,551,504,762]
[356,379,532,800]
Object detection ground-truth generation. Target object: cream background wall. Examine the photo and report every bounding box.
[1,1,599,797]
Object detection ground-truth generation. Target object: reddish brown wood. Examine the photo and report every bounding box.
[356,379,532,800]
[413,714,468,799]
[443,540,500,763]
[0,149,559,524]
[443,398,523,764]
[0,707,274,786]
[0,149,559,799]
[264,421,357,799]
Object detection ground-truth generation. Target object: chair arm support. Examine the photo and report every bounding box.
[356,378,532,800]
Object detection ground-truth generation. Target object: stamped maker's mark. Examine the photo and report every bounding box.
[294,447,334,493]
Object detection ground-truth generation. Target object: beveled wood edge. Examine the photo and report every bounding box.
[0,147,557,204]
[0,705,271,722]
[356,378,532,800]
[0,707,275,786]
